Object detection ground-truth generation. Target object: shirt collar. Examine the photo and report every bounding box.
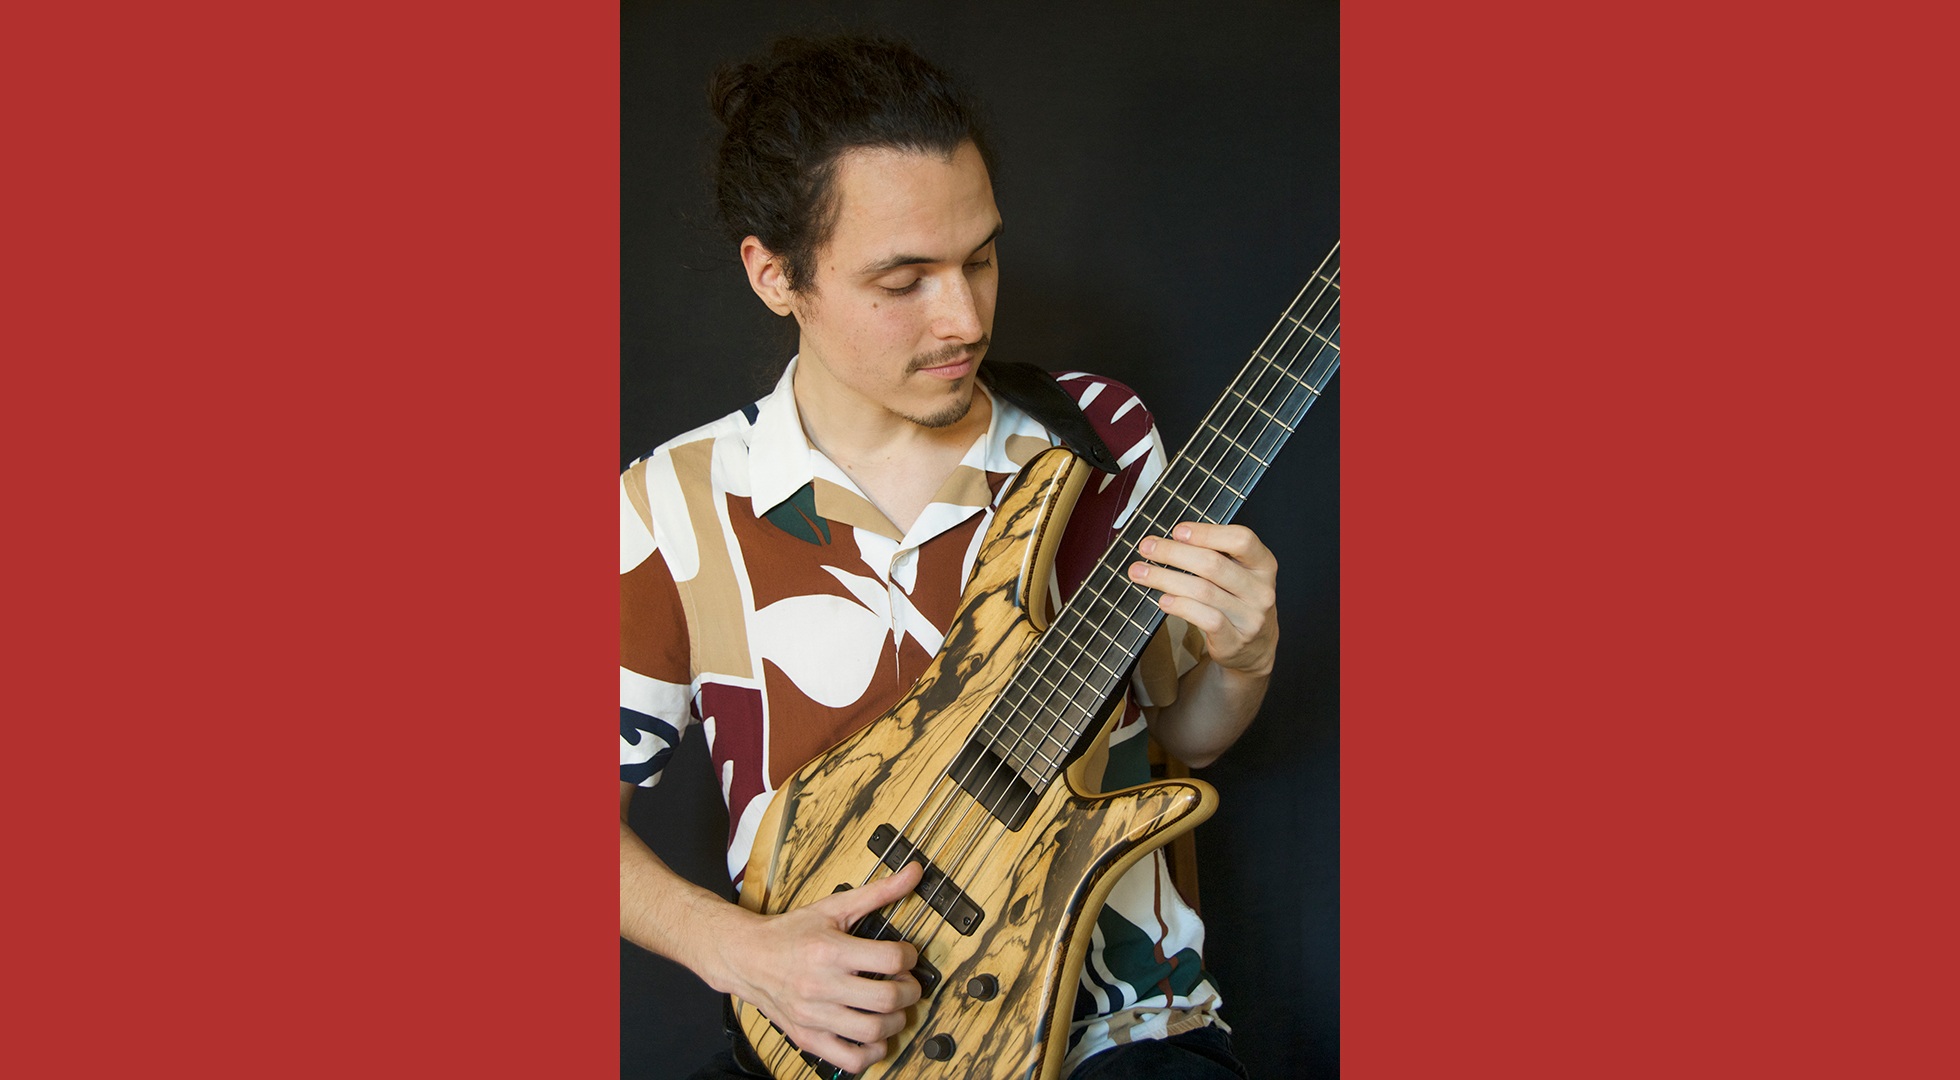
[744,355,1054,534]
[746,358,817,518]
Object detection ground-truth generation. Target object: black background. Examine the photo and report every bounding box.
[623,2,1339,1076]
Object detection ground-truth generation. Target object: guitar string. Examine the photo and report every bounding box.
[772,276,1338,1080]
[895,284,1338,943]
[879,252,1342,957]
[919,248,1342,865]
[755,795,1204,1080]
[791,248,1337,1078]
[898,250,1341,879]
[883,255,1340,958]
[942,243,1343,827]
[875,343,1341,1023]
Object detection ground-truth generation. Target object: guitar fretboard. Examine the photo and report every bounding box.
[972,242,1340,795]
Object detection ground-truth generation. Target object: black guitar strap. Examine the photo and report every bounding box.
[977,361,1122,474]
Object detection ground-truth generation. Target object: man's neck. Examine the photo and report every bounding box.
[791,357,994,535]
[793,358,989,459]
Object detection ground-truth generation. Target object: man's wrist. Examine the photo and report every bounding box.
[678,887,761,996]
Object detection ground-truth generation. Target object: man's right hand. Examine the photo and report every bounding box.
[712,860,927,1074]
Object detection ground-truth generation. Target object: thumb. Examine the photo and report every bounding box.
[830,860,924,925]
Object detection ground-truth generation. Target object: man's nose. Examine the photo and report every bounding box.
[930,272,983,343]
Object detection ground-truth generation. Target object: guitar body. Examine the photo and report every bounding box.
[734,446,1219,1080]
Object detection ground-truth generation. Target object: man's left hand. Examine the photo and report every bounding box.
[1128,521,1278,678]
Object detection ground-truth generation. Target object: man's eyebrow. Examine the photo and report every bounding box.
[857,221,1004,276]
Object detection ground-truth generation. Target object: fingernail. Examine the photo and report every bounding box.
[1173,524,1192,541]
[1140,538,1157,555]
[1130,562,1148,579]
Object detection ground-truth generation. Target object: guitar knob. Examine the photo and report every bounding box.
[921,1034,956,1061]
[965,973,998,1000]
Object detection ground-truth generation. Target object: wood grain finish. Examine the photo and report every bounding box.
[735,447,1219,1080]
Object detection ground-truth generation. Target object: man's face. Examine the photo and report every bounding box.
[791,141,1001,429]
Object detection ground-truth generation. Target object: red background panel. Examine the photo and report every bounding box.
[7,2,618,1076]
[6,0,1956,1076]
[1345,1,1958,1076]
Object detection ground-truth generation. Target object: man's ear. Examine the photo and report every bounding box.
[740,237,796,317]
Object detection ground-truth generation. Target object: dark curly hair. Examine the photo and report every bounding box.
[708,34,998,294]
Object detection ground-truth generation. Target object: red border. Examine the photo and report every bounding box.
[1346,1,1957,1076]
[12,0,1957,1075]
[10,3,618,1074]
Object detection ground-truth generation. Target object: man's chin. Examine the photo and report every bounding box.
[905,389,975,430]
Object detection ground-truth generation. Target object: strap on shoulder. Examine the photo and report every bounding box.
[978,361,1121,473]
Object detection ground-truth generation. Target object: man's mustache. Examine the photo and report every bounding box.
[908,335,991,372]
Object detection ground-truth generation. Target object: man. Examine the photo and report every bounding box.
[621,36,1275,1079]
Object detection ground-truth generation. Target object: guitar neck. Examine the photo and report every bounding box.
[977,242,1341,791]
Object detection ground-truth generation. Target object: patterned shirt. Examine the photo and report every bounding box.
[620,359,1227,1073]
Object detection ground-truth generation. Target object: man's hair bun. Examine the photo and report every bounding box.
[705,34,996,294]
[706,62,756,129]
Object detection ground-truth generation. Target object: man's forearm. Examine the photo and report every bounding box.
[620,797,926,1073]
[620,819,753,992]
[1147,658,1270,768]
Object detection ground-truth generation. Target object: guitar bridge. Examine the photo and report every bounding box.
[867,824,987,936]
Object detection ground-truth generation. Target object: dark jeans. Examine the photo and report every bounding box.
[687,1025,1247,1080]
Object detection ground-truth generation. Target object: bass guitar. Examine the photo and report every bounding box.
[734,241,1341,1080]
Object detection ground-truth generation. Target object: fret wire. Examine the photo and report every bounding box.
[993,608,1139,756]
[1024,664,1079,698]
[1265,289,1338,372]
[1257,270,1338,377]
[1274,327,1338,383]
[993,702,1086,768]
[1020,679,1099,731]
[1225,385,1297,432]
[1066,585,1156,637]
[994,732,1060,772]
[1009,601,1167,772]
[1008,662,1095,719]
[1031,619,1141,703]
[1291,283,1338,323]
[1178,352,1311,528]
[1008,737,1061,769]
[1042,263,1332,763]
[987,243,1338,804]
[1242,280,1324,372]
[1020,693,1078,737]
[1246,245,1337,365]
[1201,412,1282,471]
[984,706,1068,768]
[1168,452,1246,497]
[1152,470,1215,525]
[995,716,1068,770]
[1207,399,1280,453]
[1280,316,1340,355]
[1064,601,1155,655]
[1199,422,1273,467]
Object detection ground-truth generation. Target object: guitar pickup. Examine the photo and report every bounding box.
[867,823,987,936]
[848,907,942,997]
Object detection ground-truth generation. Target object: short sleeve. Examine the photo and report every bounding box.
[1130,614,1209,709]
[621,468,694,788]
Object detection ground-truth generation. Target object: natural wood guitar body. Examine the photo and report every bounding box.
[735,446,1219,1080]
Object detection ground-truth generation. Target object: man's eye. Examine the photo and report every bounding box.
[881,280,920,296]
[965,258,993,272]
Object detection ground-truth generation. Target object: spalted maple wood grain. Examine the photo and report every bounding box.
[735,448,1219,1080]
